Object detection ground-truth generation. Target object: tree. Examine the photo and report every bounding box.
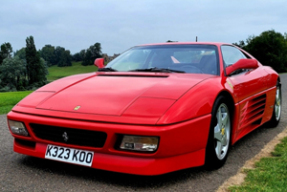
[54,46,65,66]
[58,50,72,67]
[243,30,287,72]
[40,45,72,66]
[72,49,86,62]
[82,43,102,66]
[0,42,13,65]
[25,36,47,85]
[53,46,72,67]
[40,45,56,66]
[79,49,86,60]
[14,48,26,60]
[82,49,92,66]
[0,57,27,91]
[72,52,83,62]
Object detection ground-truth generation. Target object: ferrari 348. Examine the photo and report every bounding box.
[7,42,281,175]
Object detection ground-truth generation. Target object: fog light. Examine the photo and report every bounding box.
[8,120,29,136]
[120,135,159,152]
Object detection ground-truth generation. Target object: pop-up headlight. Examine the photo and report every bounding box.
[8,120,29,136]
[119,135,159,152]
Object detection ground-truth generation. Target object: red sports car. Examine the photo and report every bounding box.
[7,42,281,175]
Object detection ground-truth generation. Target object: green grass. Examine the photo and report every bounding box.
[0,62,97,114]
[0,91,33,114]
[47,61,97,81]
[229,137,287,192]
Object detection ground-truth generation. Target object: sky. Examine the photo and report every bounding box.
[0,0,287,55]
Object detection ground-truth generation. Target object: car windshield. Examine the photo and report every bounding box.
[106,44,219,75]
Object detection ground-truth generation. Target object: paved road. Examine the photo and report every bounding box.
[1,74,286,192]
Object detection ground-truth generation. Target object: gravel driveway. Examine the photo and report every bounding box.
[1,74,286,192]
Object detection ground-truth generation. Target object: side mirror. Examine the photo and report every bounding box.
[226,59,259,76]
[94,58,105,68]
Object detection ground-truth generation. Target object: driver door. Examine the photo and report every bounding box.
[222,45,269,138]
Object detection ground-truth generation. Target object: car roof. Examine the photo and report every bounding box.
[138,42,231,47]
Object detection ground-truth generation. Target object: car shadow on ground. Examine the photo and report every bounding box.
[19,154,207,189]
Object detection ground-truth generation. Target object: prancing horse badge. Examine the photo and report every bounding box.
[62,132,68,142]
[74,106,81,110]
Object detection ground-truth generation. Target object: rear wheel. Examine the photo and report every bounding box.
[205,96,231,169]
[267,81,281,127]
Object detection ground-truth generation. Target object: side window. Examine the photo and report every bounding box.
[221,46,246,67]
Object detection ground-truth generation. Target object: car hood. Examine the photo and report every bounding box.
[16,72,214,123]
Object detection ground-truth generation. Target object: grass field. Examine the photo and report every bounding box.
[0,62,97,114]
[47,61,97,81]
[0,91,32,114]
[229,137,287,191]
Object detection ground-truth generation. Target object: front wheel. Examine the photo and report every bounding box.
[205,96,231,169]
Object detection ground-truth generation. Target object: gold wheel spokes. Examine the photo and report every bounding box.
[214,103,230,160]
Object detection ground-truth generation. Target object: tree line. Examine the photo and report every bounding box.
[0,36,102,92]
[0,36,47,91]
[14,43,102,67]
[1,30,286,92]
[233,30,287,72]
[37,42,102,67]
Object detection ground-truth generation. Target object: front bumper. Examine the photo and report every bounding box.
[8,111,211,175]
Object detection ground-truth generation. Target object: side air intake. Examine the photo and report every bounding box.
[240,94,266,128]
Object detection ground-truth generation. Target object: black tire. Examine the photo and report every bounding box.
[267,80,281,128]
[205,95,232,170]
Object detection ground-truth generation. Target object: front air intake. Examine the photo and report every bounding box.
[30,124,107,148]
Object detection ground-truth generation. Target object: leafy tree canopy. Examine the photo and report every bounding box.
[25,36,47,85]
[72,49,86,62]
[82,43,102,66]
[40,45,56,66]
[0,57,27,91]
[14,48,26,60]
[234,30,287,72]
[0,42,13,65]
[58,49,72,67]
[40,45,72,67]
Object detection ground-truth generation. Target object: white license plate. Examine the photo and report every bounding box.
[45,145,94,167]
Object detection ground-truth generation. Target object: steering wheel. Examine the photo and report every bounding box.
[180,65,203,73]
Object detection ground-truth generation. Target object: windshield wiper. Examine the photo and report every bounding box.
[98,67,117,72]
[129,67,185,73]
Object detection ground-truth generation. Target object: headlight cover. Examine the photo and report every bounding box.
[119,135,159,152]
[8,120,29,136]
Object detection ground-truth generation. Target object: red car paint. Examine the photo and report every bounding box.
[7,42,279,175]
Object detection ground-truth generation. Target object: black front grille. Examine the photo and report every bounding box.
[30,123,107,148]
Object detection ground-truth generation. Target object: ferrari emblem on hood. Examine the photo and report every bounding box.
[74,106,81,110]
